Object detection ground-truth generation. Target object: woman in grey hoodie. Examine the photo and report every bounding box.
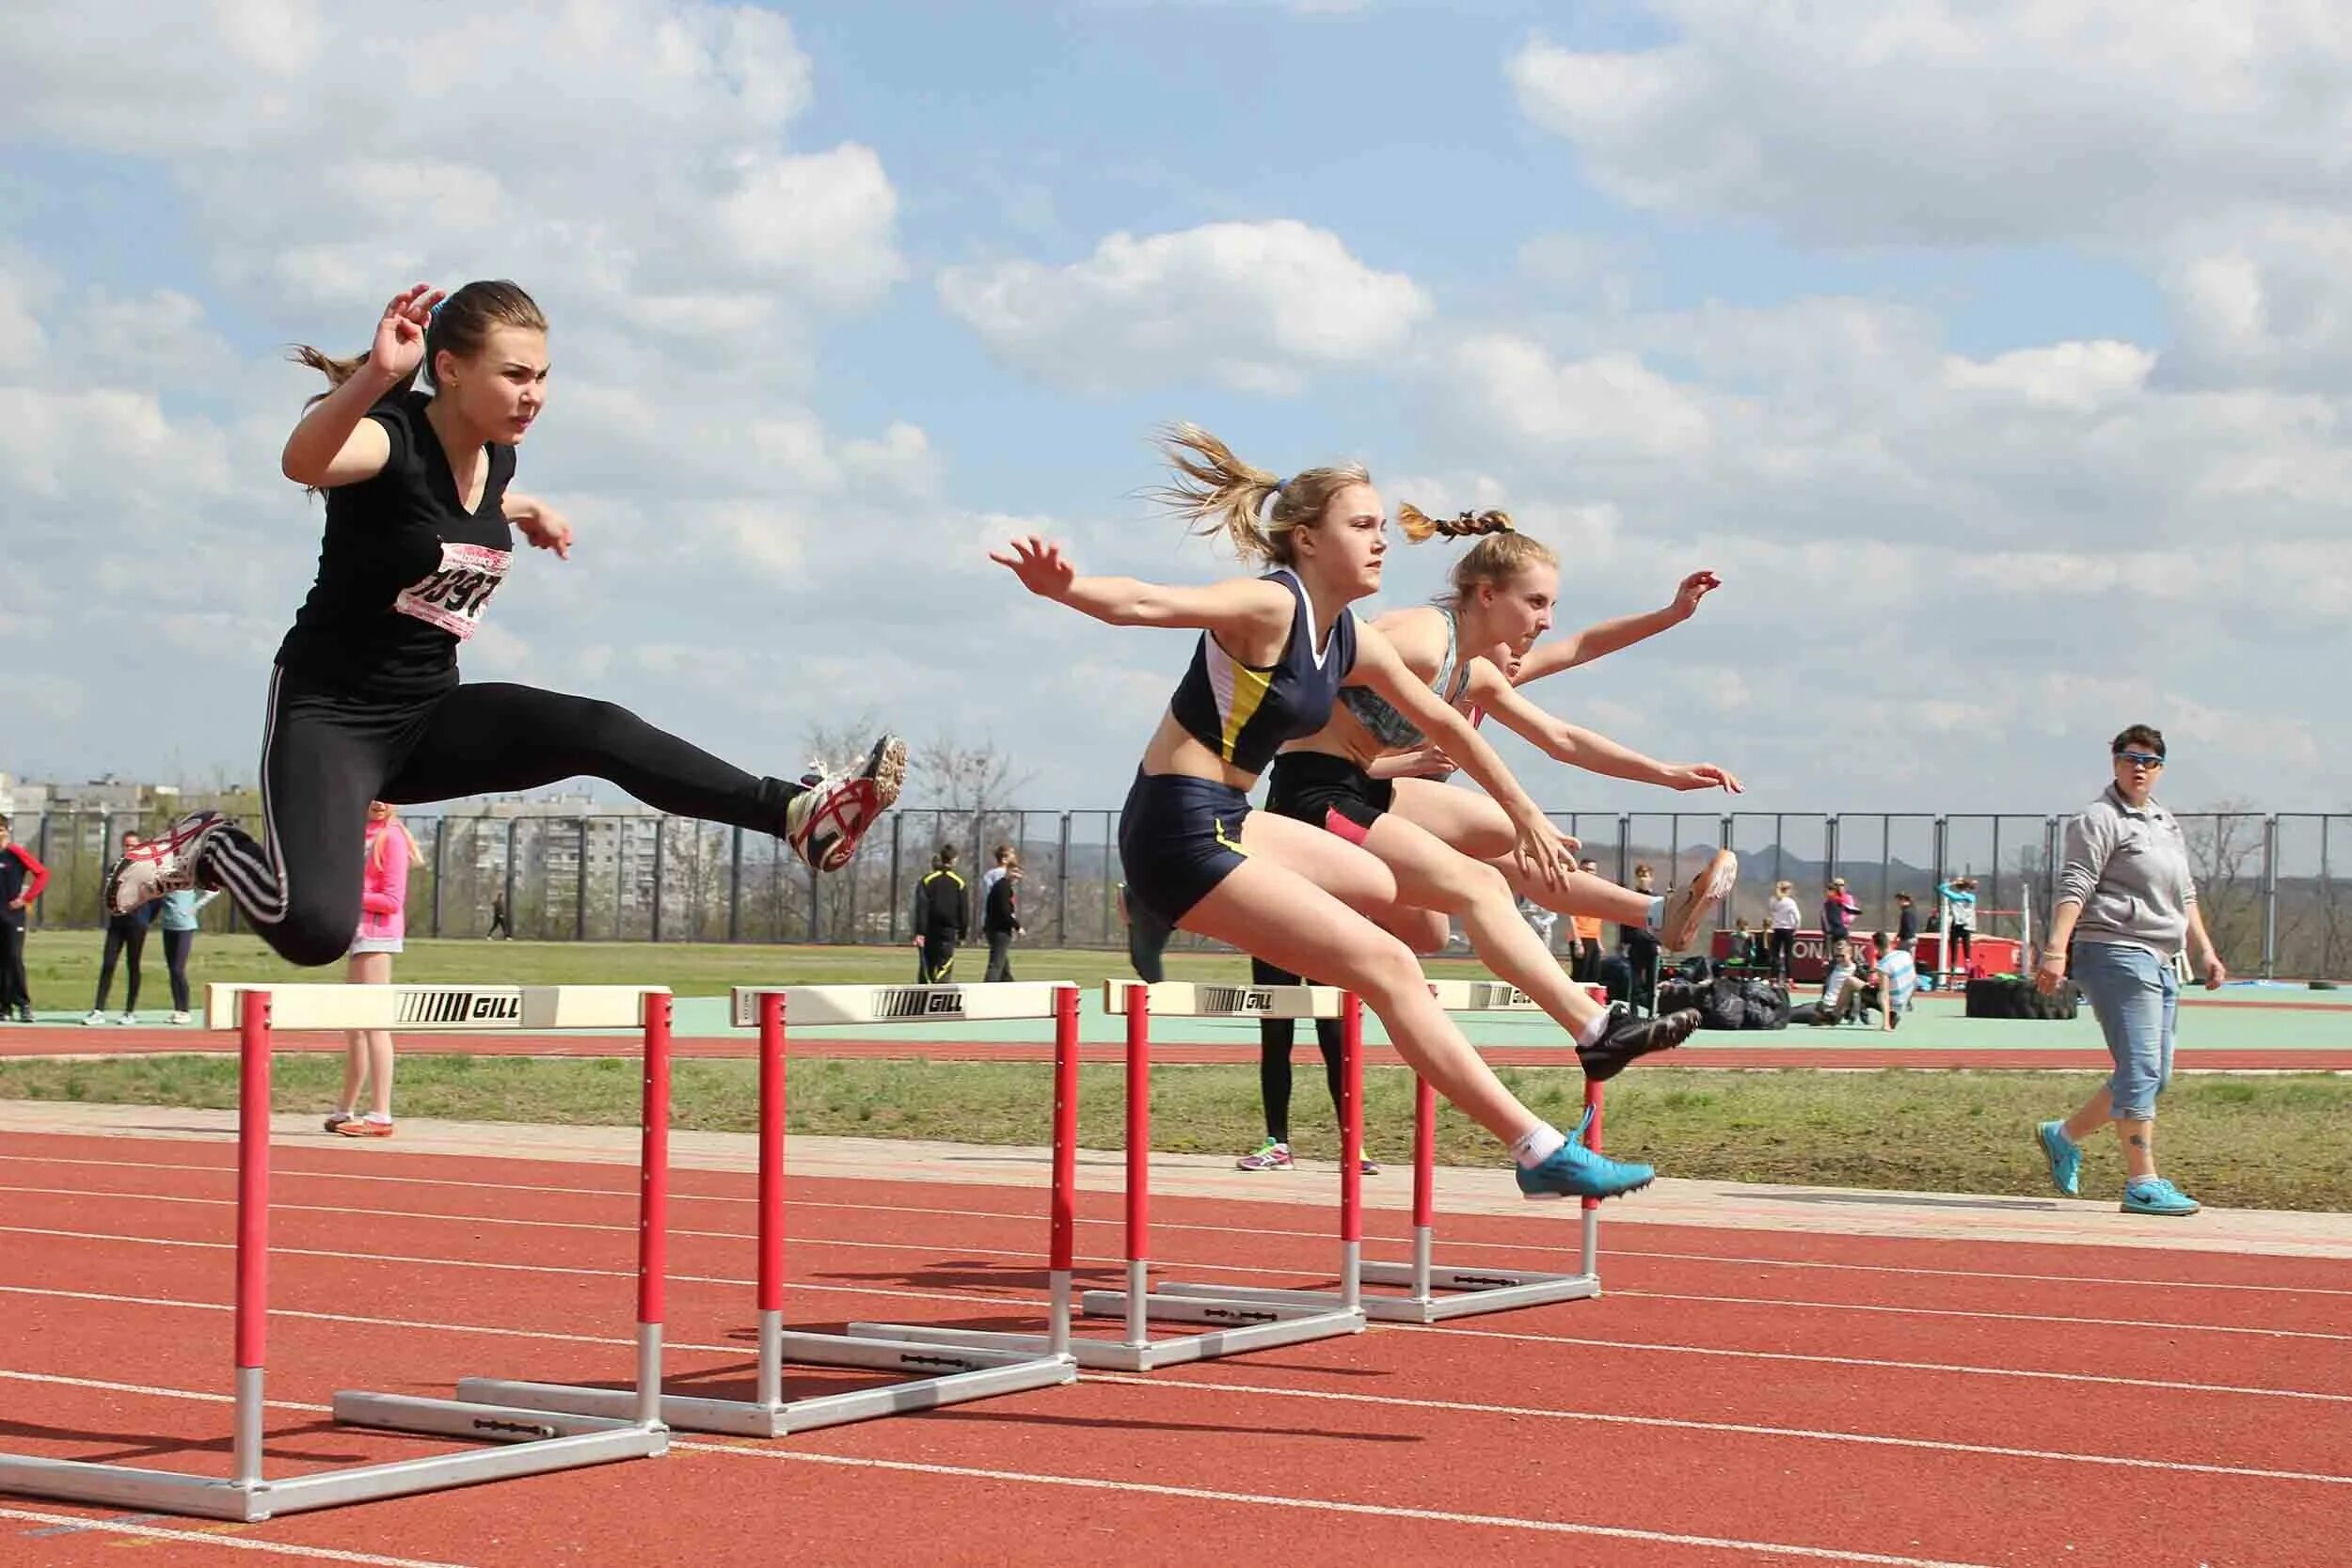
[2033,725,2225,1215]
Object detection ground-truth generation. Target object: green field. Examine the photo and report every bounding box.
[5,1051,2346,1212]
[19,931,1410,1004]
[13,930,2349,1211]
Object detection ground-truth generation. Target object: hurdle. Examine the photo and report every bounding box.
[853,979,1368,1370]
[1103,979,1607,1325]
[0,983,673,1523]
[460,983,1080,1435]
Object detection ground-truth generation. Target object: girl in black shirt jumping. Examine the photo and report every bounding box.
[109,281,903,961]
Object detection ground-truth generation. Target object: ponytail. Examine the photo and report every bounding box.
[1398,504,1516,543]
[1149,422,1372,567]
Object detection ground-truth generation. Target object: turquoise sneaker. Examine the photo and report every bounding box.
[1516,1140,1655,1201]
[2036,1120,2081,1196]
[2122,1177,2200,1216]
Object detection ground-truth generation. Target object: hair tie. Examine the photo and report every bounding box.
[1257,480,1286,531]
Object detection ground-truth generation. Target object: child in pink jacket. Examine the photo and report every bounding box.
[328,802,421,1138]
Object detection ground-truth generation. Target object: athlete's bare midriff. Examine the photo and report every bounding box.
[1280,603,1455,770]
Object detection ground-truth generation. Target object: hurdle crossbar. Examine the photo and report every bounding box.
[855,980,1369,1372]
[0,984,673,1523]
[1131,979,1606,1324]
[464,983,1079,1435]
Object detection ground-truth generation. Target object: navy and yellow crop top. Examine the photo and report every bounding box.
[1335,609,1471,749]
[1168,568,1358,775]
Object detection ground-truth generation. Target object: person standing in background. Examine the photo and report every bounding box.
[979,846,1023,982]
[1569,859,1604,981]
[913,844,968,982]
[156,886,218,1026]
[487,888,511,940]
[88,832,154,1024]
[1765,879,1800,979]
[1896,890,1919,949]
[0,816,48,1022]
[327,801,422,1138]
[1940,876,1979,973]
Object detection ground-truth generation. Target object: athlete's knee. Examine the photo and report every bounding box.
[1344,932,1427,1009]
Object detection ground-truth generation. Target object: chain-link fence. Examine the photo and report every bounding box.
[15,803,2348,977]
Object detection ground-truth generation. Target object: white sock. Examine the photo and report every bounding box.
[362,1112,392,1125]
[1511,1122,1567,1168]
[1644,895,1667,933]
[1575,1010,1611,1049]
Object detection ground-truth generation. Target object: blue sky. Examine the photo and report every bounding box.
[0,0,2344,819]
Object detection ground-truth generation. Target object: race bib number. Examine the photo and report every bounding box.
[393,543,511,641]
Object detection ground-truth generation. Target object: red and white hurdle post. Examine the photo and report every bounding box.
[470,983,1082,1436]
[1,984,674,1523]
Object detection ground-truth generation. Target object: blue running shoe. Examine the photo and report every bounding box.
[2036,1120,2081,1197]
[1516,1140,1655,1201]
[2122,1177,2200,1216]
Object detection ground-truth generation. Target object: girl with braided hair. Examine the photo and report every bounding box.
[1337,507,1743,960]
[1241,513,1731,1168]
[996,424,1661,1200]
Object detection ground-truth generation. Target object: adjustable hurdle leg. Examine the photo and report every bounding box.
[477,988,1073,1436]
[1352,1076,1603,1321]
[1073,989,1366,1368]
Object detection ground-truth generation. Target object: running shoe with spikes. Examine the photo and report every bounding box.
[1236,1138,1294,1171]
[785,735,908,874]
[105,811,226,916]
[1659,847,1740,952]
[1516,1139,1656,1201]
[1576,1005,1699,1083]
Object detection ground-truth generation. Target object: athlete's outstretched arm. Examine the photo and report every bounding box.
[501,491,573,560]
[1461,657,1742,795]
[991,535,1290,644]
[280,284,441,490]
[1511,570,1719,687]
[1348,625,1575,885]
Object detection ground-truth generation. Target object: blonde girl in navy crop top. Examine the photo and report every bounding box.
[989,424,1678,1208]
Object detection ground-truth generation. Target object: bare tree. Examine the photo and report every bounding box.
[2183,796,2265,973]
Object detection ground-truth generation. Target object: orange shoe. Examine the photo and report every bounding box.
[334,1117,395,1138]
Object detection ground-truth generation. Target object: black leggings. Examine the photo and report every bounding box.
[1950,927,1974,965]
[1250,957,1343,1144]
[94,920,149,1013]
[918,927,960,983]
[0,923,26,1011]
[204,671,807,968]
[1768,927,1795,977]
[162,928,196,1013]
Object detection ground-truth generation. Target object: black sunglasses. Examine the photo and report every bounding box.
[2114,751,2166,768]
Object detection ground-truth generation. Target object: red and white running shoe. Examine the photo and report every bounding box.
[786,735,908,873]
[106,810,226,916]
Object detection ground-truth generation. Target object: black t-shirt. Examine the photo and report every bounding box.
[276,390,517,698]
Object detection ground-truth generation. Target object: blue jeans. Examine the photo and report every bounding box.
[2071,941,2180,1121]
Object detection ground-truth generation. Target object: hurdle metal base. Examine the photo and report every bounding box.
[1134,1265,1597,1325]
[458,1329,1074,1438]
[0,1402,663,1524]
[854,1304,1365,1372]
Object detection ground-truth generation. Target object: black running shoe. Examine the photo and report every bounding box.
[1576,1005,1698,1082]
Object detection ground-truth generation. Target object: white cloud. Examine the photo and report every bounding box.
[938,219,1431,395]
[1450,336,1712,457]
[1508,3,2352,246]
[1941,341,2154,412]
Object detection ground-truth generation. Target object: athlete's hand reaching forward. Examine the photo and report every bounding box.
[506,493,573,560]
[991,536,1075,601]
[1665,763,1742,794]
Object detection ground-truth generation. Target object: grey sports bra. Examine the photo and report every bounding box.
[1336,610,1472,750]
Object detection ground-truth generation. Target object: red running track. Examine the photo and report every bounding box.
[1,1130,2347,1568]
[6,1028,2348,1071]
